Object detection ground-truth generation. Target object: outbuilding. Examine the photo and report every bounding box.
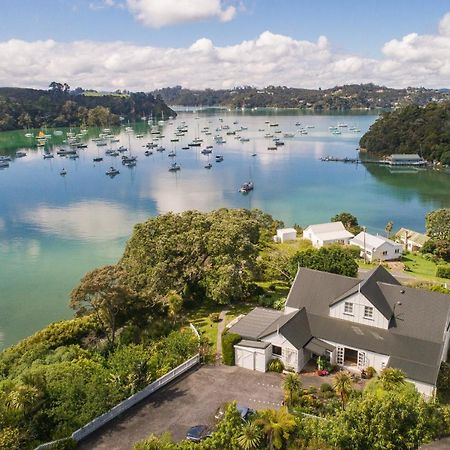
[275,228,297,243]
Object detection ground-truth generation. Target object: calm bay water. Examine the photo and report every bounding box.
[0,110,449,348]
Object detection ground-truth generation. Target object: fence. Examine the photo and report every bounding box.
[35,353,200,449]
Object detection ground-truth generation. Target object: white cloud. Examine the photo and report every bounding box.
[126,0,236,28]
[0,13,449,90]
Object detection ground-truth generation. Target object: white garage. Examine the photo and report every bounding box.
[234,340,271,372]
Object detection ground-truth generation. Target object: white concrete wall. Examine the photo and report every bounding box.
[277,230,297,242]
[329,292,390,329]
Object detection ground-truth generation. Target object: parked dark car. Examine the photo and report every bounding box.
[186,425,212,442]
[214,403,255,422]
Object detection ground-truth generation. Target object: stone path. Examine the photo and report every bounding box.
[216,309,229,362]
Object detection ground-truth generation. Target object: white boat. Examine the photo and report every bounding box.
[283,133,295,138]
[168,162,181,172]
[0,161,9,168]
[53,131,63,136]
[43,154,54,159]
[16,151,27,158]
[144,150,152,156]
[60,168,67,176]
[24,132,34,138]
[106,167,120,176]
[204,163,212,169]
[240,137,250,142]
[215,155,224,162]
[239,181,254,193]
[168,151,176,157]
[135,134,144,138]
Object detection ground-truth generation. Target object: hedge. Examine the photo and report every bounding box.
[222,332,241,365]
[436,265,450,279]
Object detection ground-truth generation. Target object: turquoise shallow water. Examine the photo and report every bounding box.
[0,110,449,348]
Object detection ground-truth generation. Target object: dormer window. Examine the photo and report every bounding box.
[344,302,353,315]
[364,306,374,320]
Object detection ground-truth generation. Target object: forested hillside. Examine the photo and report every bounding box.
[359,102,450,164]
[154,84,449,110]
[0,85,175,131]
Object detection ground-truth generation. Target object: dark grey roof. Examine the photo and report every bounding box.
[387,356,440,386]
[330,265,400,320]
[285,268,359,314]
[237,340,270,349]
[259,308,312,350]
[304,337,335,355]
[227,307,281,340]
[307,313,443,385]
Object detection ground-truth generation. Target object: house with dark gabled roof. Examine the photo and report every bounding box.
[228,266,450,396]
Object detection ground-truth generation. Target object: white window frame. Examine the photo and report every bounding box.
[344,302,354,315]
[364,306,374,320]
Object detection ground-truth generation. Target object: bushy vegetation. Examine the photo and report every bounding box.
[0,318,198,449]
[222,332,242,366]
[437,265,450,279]
[359,102,450,163]
[267,358,285,373]
[0,85,174,131]
[330,212,363,235]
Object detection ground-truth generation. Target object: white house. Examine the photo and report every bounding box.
[350,231,403,262]
[302,222,354,248]
[228,266,450,397]
[395,228,430,252]
[275,228,297,243]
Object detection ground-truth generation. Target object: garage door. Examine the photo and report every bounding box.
[254,352,266,372]
[236,347,254,370]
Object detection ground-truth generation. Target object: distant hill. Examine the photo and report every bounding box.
[153,84,450,110]
[0,86,175,132]
[359,102,450,164]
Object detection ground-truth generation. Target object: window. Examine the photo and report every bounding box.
[382,251,388,256]
[272,345,282,356]
[395,249,400,254]
[344,302,353,315]
[364,306,374,320]
[366,250,372,255]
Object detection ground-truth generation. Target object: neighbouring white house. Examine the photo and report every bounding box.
[274,228,297,243]
[350,231,403,262]
[302,221,354,248]
[395,228,430,252]
[228,266,450,397]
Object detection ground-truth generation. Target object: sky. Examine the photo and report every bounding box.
[0,0,449,91]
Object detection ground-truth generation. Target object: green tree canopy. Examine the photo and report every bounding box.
[426,209,450,240]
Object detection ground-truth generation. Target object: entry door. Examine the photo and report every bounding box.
[336,346,344,365]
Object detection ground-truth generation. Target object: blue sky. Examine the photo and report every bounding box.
[0,0,449,90]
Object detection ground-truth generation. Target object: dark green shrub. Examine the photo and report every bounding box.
[421,239,436,254]
[209,312,221,323]
[437,265,450,279]
[221,332,241,365]
[320,383,333,393]
[267,358,285,372]
[366,366,377,378]
[346,245,362,259]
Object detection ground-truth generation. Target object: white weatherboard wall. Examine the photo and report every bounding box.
[323,338,390,371]
[329,292,390,330]
[409,380,435,398]
[263,332,300,371]
[234,345,270,372]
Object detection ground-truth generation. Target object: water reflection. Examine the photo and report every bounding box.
[21,200,149,241]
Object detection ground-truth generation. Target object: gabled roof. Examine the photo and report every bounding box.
[227,307,282,340]
[395,228,429,246]
[351,232,402,250]
[259,308,312,350]
[304,221,354,240]
[330,265,401,320]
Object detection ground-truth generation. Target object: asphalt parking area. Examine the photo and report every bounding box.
[78,364,283,450]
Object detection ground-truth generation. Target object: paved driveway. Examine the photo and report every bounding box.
[78,365,283,450]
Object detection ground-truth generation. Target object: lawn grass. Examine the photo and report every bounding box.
[261,238,313,259]
[401,252,449,283]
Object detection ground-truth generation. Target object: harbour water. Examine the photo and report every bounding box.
[0,110,449,348]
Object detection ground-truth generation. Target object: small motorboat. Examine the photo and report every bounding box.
[118,146,127,152]
[135,134,144,138]
[251,153,257,157]
[181,146,189,150]
[168,162,181,172]
[156,146,165,152]
[60,168,67,176]
[144,150,152,156]
[68,154,79,159]
[168,151,176,157]
[43,154,54,159]
[204,163,212,169]
[93,157,103,162]
[0,161,9,168]
[16,151,27,158]
[239,181,254,193]
[201,148,212,155]
[106,167,120,176]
